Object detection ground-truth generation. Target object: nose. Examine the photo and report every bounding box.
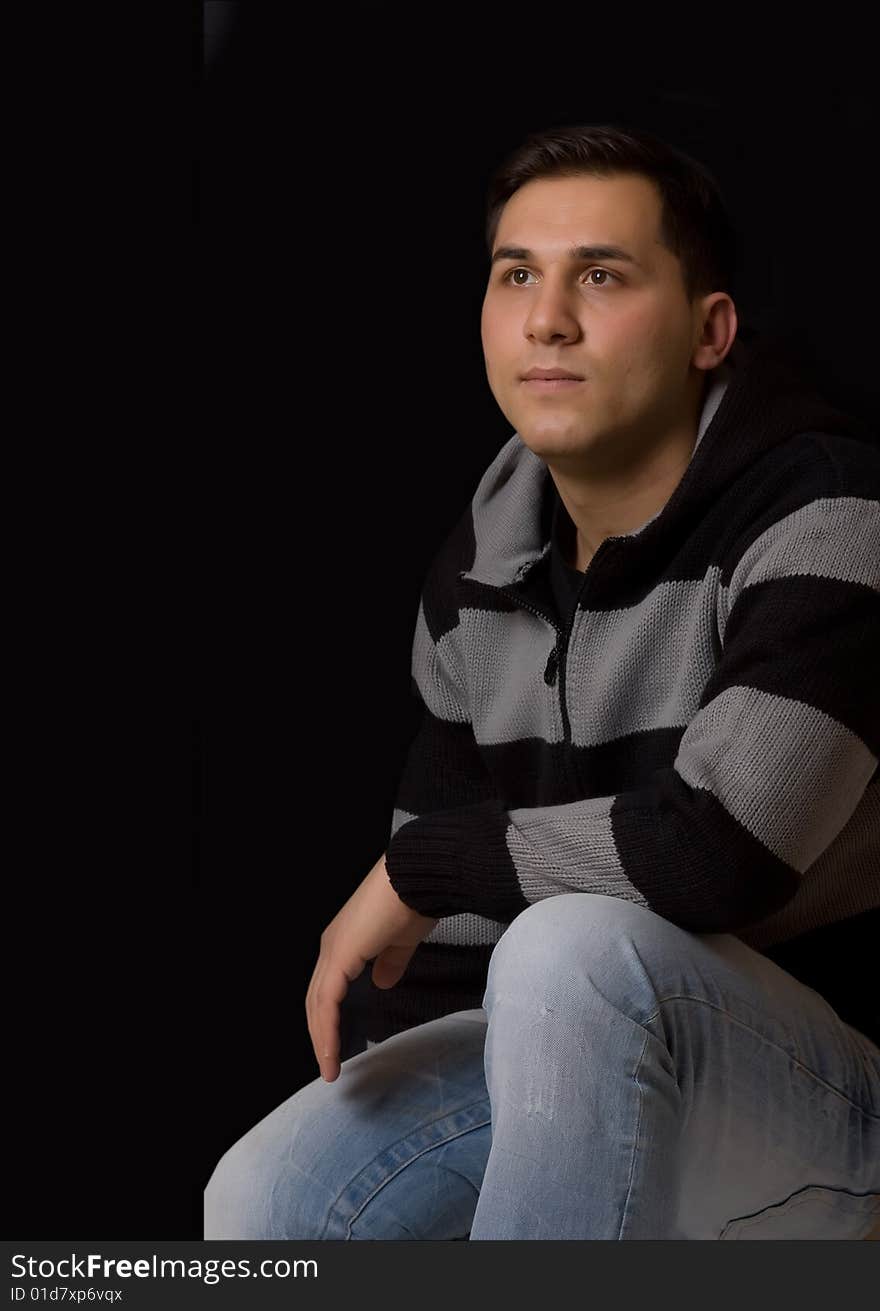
[523,274,581,346]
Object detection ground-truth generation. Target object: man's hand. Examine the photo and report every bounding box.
[305,851,439,1083]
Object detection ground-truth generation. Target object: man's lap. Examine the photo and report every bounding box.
[204,895,880,1239]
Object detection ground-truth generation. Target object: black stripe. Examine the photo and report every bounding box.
[431,432,878,624]
[421,503,479,645]
[611,768,801,932]
[702,574,880,756]
[478,727,685,809]
[394,701,498,817]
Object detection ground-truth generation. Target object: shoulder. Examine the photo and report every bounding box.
[725,441,880,602]
[781,428,880,496]
[720,429,879,584]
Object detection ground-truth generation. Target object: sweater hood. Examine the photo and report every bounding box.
[460,330,875,590]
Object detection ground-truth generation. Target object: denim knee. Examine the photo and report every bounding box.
[204,1095,327,1240]
[483,892,685,1025]
[204,1125,283,1239]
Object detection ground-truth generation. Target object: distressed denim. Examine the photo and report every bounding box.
[204,894,880,1239]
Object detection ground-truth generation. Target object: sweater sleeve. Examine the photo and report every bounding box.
[385,493,880,934]
[387,566,499,851]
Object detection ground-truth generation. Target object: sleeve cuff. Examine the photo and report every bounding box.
[384,799,527,920]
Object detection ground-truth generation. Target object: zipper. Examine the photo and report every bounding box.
[461,572,561,678]
[553,537,621,743]
[461,537,620,740]
[461,538,621,755]
[499,590,564,687]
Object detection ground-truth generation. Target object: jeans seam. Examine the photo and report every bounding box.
[325,1100,492,1239]
[642,993,880,1121]
[618,1026,653,1240]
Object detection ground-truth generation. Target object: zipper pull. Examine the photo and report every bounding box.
[543,644,559,686]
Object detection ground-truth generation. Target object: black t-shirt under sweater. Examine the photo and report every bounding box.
[548,484,586,620]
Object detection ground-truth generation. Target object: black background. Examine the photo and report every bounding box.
[195,8,879,1241]
[13,4,879,1243]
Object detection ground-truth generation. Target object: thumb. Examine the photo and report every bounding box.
[371,944,416,990]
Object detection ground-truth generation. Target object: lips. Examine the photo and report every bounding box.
[521,374,585,393]
[521,368,584,381]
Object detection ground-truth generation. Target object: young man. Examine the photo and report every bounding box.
[205,123,880,1240]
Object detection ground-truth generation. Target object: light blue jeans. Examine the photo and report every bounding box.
[204,894,880,1239]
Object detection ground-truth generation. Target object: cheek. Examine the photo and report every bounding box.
[608,318,669,384]
[607,309,652,354]
[481,298,514,342]
[480,304,498,350]
[481,319,510,386]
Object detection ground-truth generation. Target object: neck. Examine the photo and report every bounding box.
[550,378,706,569]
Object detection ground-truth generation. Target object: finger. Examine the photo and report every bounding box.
[315,964,350,1083]
[306,960,344,1082]
[371,944,416,990]
[305,958,325,1073]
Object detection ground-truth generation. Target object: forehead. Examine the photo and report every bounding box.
[494,173,664,264]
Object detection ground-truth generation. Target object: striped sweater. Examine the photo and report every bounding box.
[353,333,880,1050]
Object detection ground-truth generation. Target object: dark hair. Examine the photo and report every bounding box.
[484,122,740,304]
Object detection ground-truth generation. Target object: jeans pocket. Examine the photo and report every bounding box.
[720,1185,880,1239]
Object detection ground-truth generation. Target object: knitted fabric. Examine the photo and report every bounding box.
[357,334,880,1049]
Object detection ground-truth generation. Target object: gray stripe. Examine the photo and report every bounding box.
[566,571,723,746]
[389,806,417,843]
[458,607,562,745]
[424,912,510,945]
[458,573,722,747]
[736,777,880,950]
[719,497,880,640]
[464,437,550,588]
[504,794,648,905]
[410,598,470,722]
[674,685,877,872]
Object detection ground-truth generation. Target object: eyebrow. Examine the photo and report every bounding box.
[490,243,643,270]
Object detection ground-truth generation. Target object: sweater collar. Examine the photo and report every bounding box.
[459,332,871,590]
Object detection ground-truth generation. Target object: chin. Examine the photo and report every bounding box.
[517,425,594,454]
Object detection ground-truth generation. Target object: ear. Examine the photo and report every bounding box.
[693,293,738,370]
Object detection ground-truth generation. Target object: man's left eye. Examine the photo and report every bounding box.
[585,269,618,285]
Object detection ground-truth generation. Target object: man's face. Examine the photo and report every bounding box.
[481,172,710,472]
